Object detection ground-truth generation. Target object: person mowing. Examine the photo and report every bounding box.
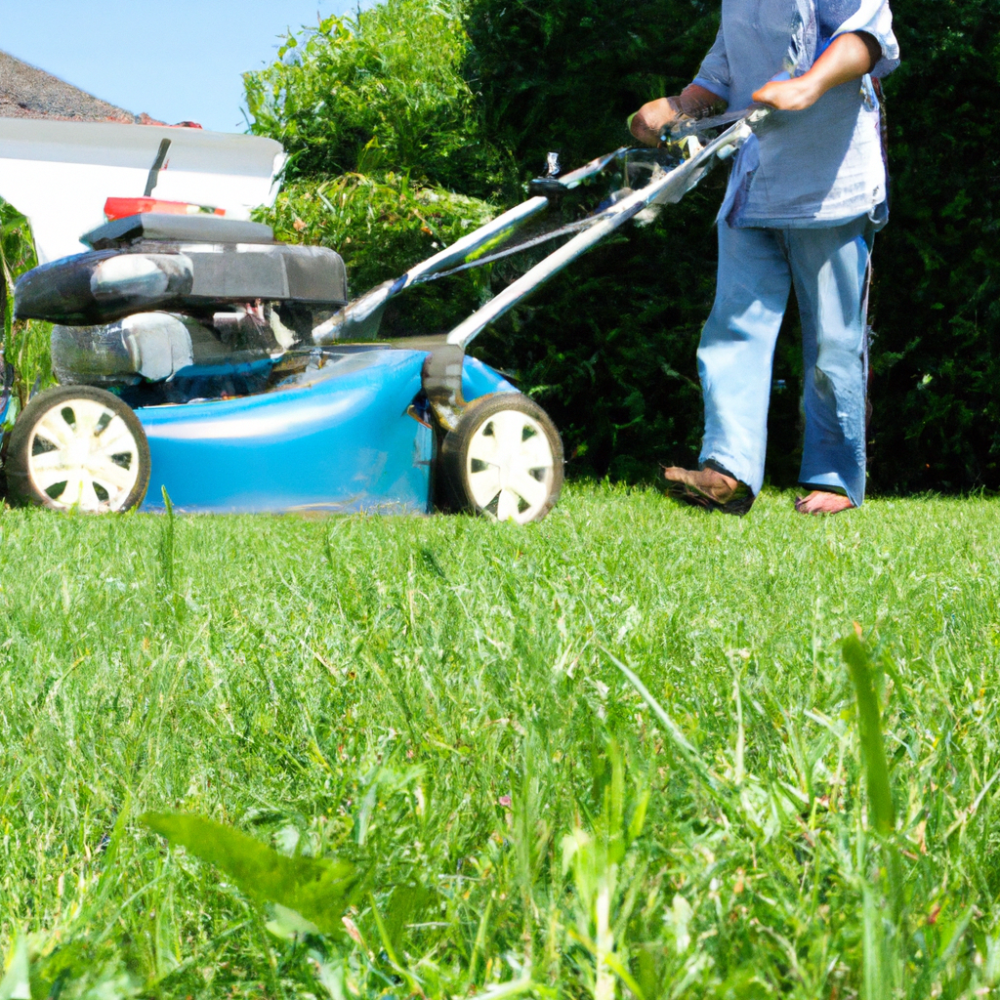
[630,1,899,515]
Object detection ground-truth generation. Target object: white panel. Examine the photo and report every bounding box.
[0,119,286,263]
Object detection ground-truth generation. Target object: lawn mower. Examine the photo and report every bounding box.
[0,112,764,522]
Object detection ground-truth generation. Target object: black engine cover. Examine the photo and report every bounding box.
[14,214,348,325]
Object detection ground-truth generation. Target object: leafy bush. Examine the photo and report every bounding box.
[248,1,503,335]
[261,170,496,334]
[1,199,53,414]
[464,0,721,188]
[267,172,492,291]
[870,0,1000,492]
[245,0,502,197]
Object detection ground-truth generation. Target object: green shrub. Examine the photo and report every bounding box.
[247,0,505,334]
[464,0,721,188]
[259,171,496,334]
[870,0,1000,492]
[245,0,503,197]
[1,199,53,414]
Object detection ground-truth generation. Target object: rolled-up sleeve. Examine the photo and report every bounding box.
[832,0,900,78]
[692,25,732,105]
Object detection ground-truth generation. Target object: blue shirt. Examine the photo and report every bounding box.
[692,0,900,227]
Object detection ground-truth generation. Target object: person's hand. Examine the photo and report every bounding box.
[629,85,725,146]
[630,98,682,147]
[752,76,822,111]
[753,33,882,112]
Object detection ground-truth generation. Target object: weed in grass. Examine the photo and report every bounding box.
[0,485,999,998]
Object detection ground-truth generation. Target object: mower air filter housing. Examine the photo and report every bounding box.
[51,309,283,387]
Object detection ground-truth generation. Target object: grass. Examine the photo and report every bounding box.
[1,482,999,999]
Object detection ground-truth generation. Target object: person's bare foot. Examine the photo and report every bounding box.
[794,491,855,515]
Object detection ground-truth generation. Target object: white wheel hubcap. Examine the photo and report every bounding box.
[27,398,141,512]
[466,409,555,524]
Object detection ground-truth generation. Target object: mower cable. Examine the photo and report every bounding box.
[411,211,615,285]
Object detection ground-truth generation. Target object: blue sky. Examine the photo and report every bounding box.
[0,0,373,133]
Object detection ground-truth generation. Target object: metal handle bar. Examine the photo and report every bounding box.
[311,149,643,344]
[446,118,755,350]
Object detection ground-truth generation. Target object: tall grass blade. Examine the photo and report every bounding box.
[862,885,892,1000]
[732,673,745,785]
[474,975,537,1000]
[158,487,175,596]
[845,633,903,996]
[843,634,894,835]
[141,812,359,936]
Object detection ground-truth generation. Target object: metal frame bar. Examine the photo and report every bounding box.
[311,196,552,344]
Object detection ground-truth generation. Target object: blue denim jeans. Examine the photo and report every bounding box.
[697,217,874,508]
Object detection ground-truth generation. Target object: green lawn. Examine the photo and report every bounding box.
[1,484,998,999]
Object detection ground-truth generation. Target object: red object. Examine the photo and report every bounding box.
[134,116,204,128]
[104,197,225,221]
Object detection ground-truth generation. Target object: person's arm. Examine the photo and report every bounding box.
[629,85,726,147]
[630,25,730,147]
[752,32,882,111]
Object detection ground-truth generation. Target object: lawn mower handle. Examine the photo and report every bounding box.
[446,117,758,350]
[313,114,762,347]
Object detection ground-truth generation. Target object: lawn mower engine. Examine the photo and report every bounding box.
[15,212,348,403]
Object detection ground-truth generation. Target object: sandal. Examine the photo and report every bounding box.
[661,466,756,517]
